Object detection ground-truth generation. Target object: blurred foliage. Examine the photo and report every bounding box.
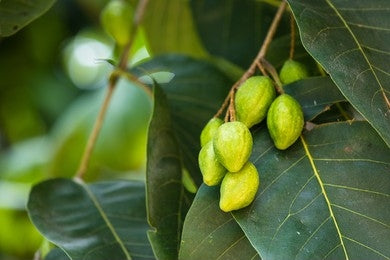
[0,0,152,259]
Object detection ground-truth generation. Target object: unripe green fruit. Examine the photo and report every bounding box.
[219,162,259,212]
[100,0,134,46]
[198,141,226,186]
[279,59,309,84]
[200,117,224,147]
[213,121,252,172]
[235,76,276,128]
[267,94,304,150]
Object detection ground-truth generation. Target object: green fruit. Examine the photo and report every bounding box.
[200,117,224,147]
[100,0,134,46]
[279,59,309,84]
[213,121,252,172]
[235,76,276,128]
[267,94,304,150]
[219,161,259,212]
[198,141,226,186]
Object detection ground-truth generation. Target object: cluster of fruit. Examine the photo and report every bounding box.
[198,60,307,212]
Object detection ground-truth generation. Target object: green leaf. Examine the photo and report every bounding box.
[0,0,56,37]
[284,76,346,121]
[143,0,207,57]
[179,185,261,260]
[287,0,390,146]
[27,179,154,260]
[233,121,390,259]
[190,0,289,68]
[133,55,232,185]
[146,84,191,259]
[45,248,70,260]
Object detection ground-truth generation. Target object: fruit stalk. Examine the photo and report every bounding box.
[214,0,287,120]
[75,0,150,180]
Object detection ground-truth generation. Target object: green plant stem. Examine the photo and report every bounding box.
[261,58,284,94]
[75,0,150,180]
[289,12,296,59]
[215,0,287,120]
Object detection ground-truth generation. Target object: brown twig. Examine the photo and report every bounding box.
[289,12,296,59]
[261,58,284,94]
[214,0,287,119]
[75,0,150,180]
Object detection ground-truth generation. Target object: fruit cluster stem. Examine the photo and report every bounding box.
[75,0,150,180]
[214,0,287,120]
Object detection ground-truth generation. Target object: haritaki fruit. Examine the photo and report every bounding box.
[100,0,134,46]
[213,121,252,172]
[220,162,259,212]
[235,76,276,128]
[279,59,309,85]
[200,117,224,147]
[267,94,304,150]
[198,141,226,186]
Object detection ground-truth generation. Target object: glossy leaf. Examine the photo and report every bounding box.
[27,179,154,260]
[190,0,289,68]
[133,55,232,185]
[284,76,346,121]
[146,84,191,260]
[143,0,207,57]
[233,121,390,259]
[179,185,260,260]
[287,0,390,146]
[0,0,56,37]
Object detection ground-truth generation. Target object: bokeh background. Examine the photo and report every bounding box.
[0,1,152,259]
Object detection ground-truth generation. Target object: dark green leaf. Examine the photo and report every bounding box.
[133,55,232,185]
[233,121,390,259]
[45,248,70,260]
[190,0,289,68]
[284,76,346,121]
[0,0,56,37]
[287,0,390,146]
[146,84,191,260]
[143,0,207,57]
[27,179,154,260]
[179,185,260,260]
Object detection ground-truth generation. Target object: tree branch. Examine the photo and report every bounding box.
[75,0,150,180]
[214,0,287,119]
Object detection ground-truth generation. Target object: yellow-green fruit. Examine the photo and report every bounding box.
[200,117,224,147]
[279,59,309,84]
[267,94,304,150]
[100,0,134,46]
[235,76,276,128]
[220,162,259,212]
[198,141,226,186]
[213,121,252,172]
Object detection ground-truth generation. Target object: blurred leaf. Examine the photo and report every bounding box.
[45,248,70,260]
[0,0,56,37]
[190,0,288,68]
[179,185,260,260]
[132,55,232,185]
[28,179,154,260]
[232,121,390,259]
[143,0,207,57]
[0,209,42,257]
[287,0,390,146]
[49,79,152,179]
[0,136,50,183]
[146,85,191,259]
[284,76,346,121]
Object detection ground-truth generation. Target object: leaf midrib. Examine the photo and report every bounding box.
[325,0,390,109]
[300,136,349,260]
[78,180,132,260]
